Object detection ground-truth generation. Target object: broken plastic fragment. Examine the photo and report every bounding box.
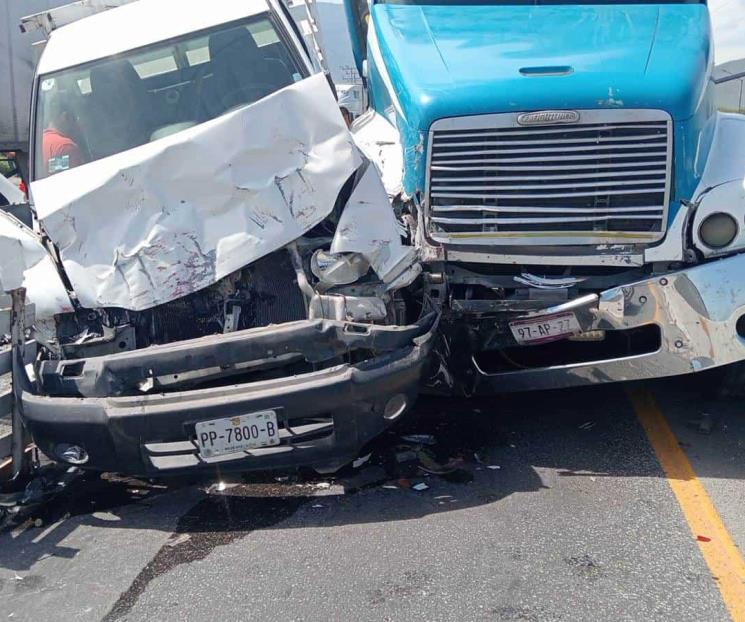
[412,483,429,492]
[352,453,372,469]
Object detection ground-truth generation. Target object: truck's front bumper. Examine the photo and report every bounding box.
[21,315,437,476]
[470,253,745,392]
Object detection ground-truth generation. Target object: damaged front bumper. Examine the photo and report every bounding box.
[468,253,745,392]
[21,314,437,476]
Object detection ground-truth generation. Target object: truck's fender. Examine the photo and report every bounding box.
[691,112,745,257]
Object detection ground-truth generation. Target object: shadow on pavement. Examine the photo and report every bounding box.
[1,378,743,619]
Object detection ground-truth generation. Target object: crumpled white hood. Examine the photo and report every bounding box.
[31,74,361,311]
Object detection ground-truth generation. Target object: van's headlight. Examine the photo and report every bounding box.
[699,213,738,249]
[311,250,370,286]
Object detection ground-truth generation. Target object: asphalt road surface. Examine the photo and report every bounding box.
[1,376,744,622]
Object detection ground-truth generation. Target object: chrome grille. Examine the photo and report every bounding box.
[426,110,673,246]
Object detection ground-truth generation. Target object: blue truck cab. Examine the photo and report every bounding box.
[345,0,745,394]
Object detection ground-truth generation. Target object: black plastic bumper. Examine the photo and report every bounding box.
[21,314,437,477]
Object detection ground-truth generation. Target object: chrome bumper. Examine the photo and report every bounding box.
[472,253,745,391]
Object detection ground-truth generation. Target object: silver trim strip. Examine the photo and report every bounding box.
[431,188,666,200]
[436,123,667,138]
[431,144,668,157]
[431,215,663,225]
[432,205,664,214]
[432,152,668,165]
[431,161,666,172]
[431,179,666,191]
[431,170,666,182]
[432,134,666,148]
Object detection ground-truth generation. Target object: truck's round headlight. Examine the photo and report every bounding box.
[699,213,738,249]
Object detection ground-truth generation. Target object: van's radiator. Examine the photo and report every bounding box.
[426,109,673,246]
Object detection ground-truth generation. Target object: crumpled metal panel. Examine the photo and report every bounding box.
[31,74,361,311]
[0,213,73,316]
[331,162,419,287]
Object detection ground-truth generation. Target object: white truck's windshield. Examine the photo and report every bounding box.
[35,14,306,179]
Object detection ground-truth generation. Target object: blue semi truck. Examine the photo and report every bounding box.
[345,0,745,394]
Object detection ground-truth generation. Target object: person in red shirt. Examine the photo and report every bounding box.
[42,98,85,176]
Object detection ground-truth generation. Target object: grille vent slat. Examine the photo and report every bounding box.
[426,111,672,245]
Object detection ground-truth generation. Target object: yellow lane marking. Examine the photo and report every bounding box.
[627,387,745,621]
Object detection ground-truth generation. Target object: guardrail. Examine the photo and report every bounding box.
[0,288,36,481]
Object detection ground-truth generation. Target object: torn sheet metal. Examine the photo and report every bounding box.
[351,111,404,198]
[0,212,73,317]
[331,163,420,288]
[309,294,387,322]
[31,74,361,311]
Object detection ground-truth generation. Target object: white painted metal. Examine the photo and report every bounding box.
[37,0,272,75]
[30,74,362,311]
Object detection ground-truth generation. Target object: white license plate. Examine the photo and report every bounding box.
[509,312,581,345]
[195,411,280,458]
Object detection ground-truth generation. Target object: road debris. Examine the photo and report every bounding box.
[400,434,437,446]
[690,412,715,435]
[352,453,372,469]
[487,465,501,470]
[412,483,430,492]
[417,449,462,475]
[395,450,418,464]
[341,466,388,492]
[166,534,192,548]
